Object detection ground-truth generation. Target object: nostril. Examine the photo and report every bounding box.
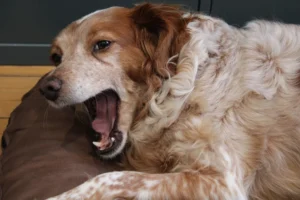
[47,85,58,92]
[47,86,53,91]
[47,79,62,91]
[39,76,63,101]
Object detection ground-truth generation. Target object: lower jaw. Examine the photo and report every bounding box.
[89,128,124,157]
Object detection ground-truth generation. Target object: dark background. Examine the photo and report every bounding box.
[0,0,299,65]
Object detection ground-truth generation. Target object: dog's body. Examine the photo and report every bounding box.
[42,3,300,200]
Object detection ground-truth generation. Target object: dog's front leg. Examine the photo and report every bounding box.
[46,171,246,200]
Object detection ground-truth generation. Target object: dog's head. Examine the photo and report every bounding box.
[40,3,189,159]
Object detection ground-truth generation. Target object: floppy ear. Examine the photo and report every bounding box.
[130,3,186,89]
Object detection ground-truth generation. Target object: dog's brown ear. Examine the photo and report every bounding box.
[130,3,185,88]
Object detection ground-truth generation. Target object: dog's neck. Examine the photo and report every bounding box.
[123,14,241,172]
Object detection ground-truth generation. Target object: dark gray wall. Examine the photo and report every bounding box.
[0,0,199,65]
[1,0,300,65]
[211,0,300,27]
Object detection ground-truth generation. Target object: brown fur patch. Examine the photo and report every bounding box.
[126,3,191,122]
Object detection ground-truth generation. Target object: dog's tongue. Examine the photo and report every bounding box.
[92,93,117,149]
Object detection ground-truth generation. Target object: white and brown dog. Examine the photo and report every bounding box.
[40,3,300,200]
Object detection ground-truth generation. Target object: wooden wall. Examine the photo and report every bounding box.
[0,66,53,145]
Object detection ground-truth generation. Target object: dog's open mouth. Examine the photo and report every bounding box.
[84,89,122,154]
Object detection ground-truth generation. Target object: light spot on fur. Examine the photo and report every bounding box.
[143,180,159,188]
[76,9,105,24]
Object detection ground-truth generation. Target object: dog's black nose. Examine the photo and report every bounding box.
[39,77,62,101]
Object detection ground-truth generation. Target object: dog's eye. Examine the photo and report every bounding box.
[93,40,111,52]
[51,53,62,66]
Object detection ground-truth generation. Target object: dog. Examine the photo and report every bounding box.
[40,3,300,200]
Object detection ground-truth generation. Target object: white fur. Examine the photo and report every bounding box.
[46,5,300,200]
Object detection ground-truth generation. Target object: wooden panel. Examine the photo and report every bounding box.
[0,89,29,101]
[0,67,48,121]
[211,0,300,26]
[0,66,53,77]
[0,119,8,135]
[0,66,51,102]
[0,77,40,89]
[0,66,52,155]
[0,101,20,118]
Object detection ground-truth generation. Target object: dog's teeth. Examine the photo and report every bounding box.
[93,142,101,148]
[111,137,115,142]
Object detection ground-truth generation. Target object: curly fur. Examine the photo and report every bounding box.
[46,3,300,200]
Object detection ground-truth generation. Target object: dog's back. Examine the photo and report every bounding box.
[126,18,300,199]
[186,19,300,199]
[239,20,300,199]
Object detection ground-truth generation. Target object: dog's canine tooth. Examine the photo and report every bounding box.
[92,141,101,148]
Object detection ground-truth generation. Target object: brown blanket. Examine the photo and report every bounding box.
[0,76,120,200]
